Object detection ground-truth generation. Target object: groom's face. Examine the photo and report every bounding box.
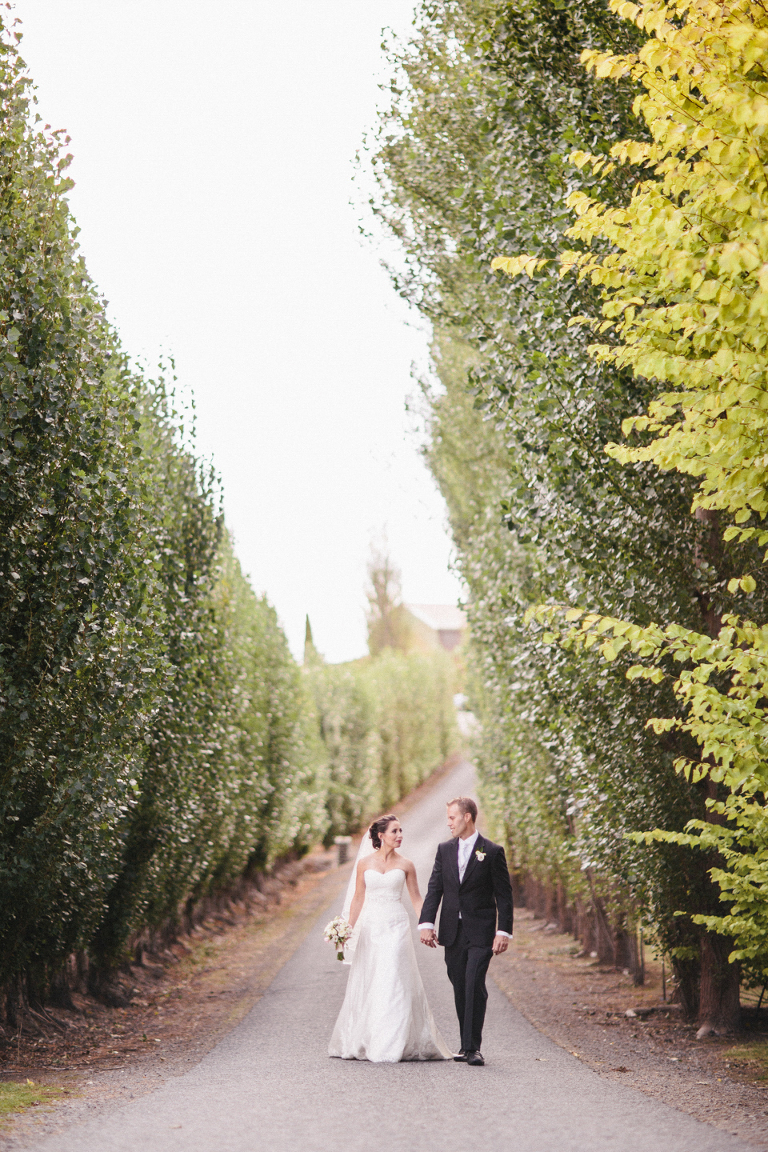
[446,804,470,839]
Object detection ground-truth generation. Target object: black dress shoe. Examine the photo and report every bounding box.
[453,1050,467,1062]
[466,1050,485,1065]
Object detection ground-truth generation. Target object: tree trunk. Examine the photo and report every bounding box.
[88,964,130,1008]
[671,955,700,1019]
[696,931,741,1036]
[631,926,645,987]
[691,507,742,1032]
[48,964,77,1011]
[693,507,722,634]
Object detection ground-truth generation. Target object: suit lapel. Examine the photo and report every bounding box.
[460,834,484,888]
[449,836,460,887]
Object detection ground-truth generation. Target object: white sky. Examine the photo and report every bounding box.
[15,0,463,663]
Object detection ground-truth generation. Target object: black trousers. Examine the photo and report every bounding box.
[444,920,494,1052]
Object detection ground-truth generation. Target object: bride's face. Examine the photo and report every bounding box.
[380,820,403,850]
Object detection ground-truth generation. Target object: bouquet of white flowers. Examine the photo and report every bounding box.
[324,916,353,961]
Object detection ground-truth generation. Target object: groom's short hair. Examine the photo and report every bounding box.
[447,796,477,822]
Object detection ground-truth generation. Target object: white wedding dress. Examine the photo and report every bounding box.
[328,868,452,1063]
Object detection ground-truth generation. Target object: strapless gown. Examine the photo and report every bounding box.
[328,868,452,1062]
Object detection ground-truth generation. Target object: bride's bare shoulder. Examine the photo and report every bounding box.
[397,855,416,873]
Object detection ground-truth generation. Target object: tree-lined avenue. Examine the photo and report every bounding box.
[22,760,753,1152]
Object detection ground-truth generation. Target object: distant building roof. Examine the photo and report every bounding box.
[405,604,467,632]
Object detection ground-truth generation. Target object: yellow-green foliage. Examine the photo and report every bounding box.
[496,0,768,539]
[496,0,768,981]
[529,572,768,974]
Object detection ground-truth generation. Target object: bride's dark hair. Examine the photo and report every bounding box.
[369,814,397,850]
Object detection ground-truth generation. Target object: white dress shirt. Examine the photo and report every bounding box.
[419,830,512,937]
[457,829,479,882]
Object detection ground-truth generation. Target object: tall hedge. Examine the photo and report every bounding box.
[0,25,329,999]
[0,19,459,1013]
[371,0,768,1019]
[501,0,768,1030]
[0,30,162,986]
[308,648,459,842]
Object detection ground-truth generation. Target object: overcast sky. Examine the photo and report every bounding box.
[16,0,463,663]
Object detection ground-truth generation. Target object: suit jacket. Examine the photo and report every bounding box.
[420,833,513,948]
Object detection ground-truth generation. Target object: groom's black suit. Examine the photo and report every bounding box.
[421,834,513,1053]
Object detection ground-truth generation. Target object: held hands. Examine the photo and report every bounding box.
[420,928,509,952]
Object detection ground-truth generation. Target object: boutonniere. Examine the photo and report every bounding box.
[475,849,486,861]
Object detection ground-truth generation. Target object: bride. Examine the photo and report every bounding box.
[328,813,451,1063]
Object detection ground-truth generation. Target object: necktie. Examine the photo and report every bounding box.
[459,840,470,882]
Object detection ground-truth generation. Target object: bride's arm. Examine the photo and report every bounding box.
[348,861,367,928]
[404,861,423,918]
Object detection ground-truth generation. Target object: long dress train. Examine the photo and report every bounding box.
[328,868,451,1063]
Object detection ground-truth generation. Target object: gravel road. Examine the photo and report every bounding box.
[23,759,754,1152]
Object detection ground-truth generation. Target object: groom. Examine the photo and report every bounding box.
[419,796,513,1066]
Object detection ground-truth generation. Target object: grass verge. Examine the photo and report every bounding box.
[0,1079,66,1121]
[721,1042,768,1081]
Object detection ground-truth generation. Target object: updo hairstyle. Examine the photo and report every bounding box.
[369,814,397,850]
